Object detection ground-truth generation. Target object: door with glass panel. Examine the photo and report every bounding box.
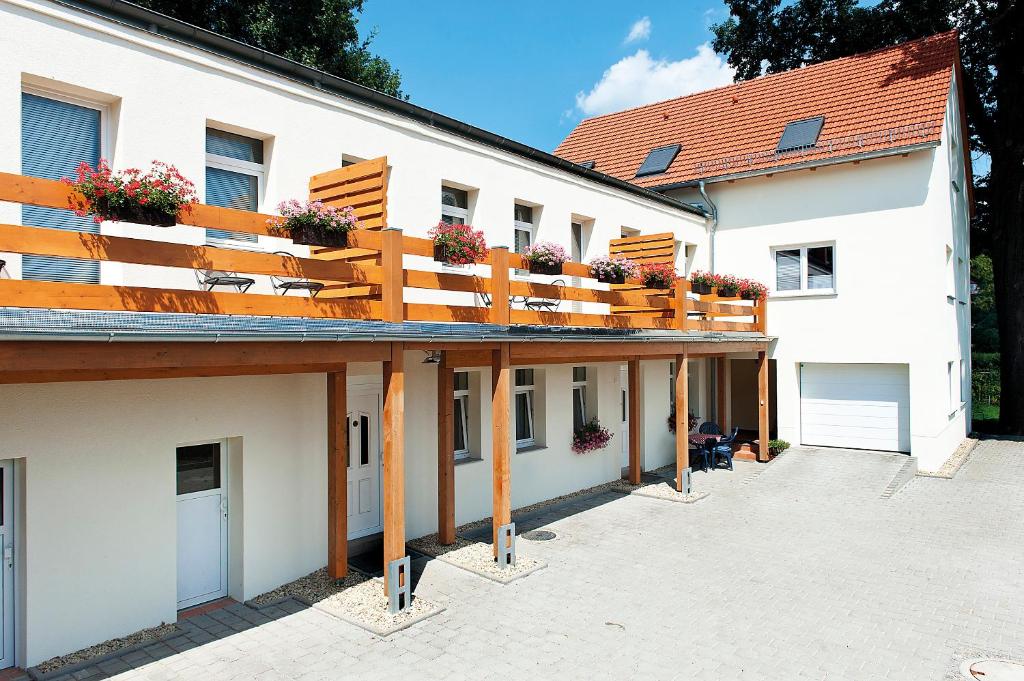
[620,366,629,467]
[347,391,382,538]
[176,442,228,609]
[0,461,15,669]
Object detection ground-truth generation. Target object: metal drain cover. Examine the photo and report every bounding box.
[963,659,1024,680]
[521,530,556,541]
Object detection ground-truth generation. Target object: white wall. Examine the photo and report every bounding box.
[0,0,705,295]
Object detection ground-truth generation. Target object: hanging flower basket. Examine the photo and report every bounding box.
[522,241,568,275]
[666,408,700,434]
[588,255,638,285]
[571,417,612,454]
[267,199,357,248]
[428,221,489,265]
[62,159,196,227]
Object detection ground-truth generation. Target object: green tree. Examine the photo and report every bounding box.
[712,0,1023,433]
[135,0,403,98]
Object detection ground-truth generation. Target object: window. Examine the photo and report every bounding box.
[948,361,959,415]
[205,127,265,245]
[441,186,469,225]
[514,204,534,255]
[176,442,221,495]
[777,116,825,153]
[21,90,103,284]
[453,371,471,460]
[774,245,835,294]
[636,144,681,177]
[514,368,535,448]
[572,367,587,431]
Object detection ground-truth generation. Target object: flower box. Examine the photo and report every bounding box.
[689,270,716,295]
[639,263,677,290]
[93,198,178,227]
[433,242,454,264]
[595,271,625,285]
[267,200,358,248]
[692,281,713,295]
[429,221,488,265]
[289,224,349,248]
[522,241,568,275]
[588,255,638,285]
[63,160,196,227]
[528,261,563,275]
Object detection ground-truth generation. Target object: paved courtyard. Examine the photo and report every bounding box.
[51,440,1024,680]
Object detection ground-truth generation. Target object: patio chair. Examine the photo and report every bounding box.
[698,421,723,436]
[711,427,740,470]
[689,441,710,473]
[195,267,255,293]
[517,278,565,313]
[269,251,324,297]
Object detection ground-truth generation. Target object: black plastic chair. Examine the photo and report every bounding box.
[711,427,740,470]
[698,421,723,435]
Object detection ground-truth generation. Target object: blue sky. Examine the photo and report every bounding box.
[358,2,734,152]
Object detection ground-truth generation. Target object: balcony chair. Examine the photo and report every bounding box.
[269,251,324,297]
[711,427,740,471]
[515,278,566,313]
[196,267,256,293]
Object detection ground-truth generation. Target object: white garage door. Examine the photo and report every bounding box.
[800,363,910,452]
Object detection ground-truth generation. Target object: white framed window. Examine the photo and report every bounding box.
[572,366,587,431]
[441,186,469,225]
[514,368,535,449]
[772,244,835,295]
[205,127,265,246]
[453,371,471,460]
[514,204,535,276]
[948,360,958,416]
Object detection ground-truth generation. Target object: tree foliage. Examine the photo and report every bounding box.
[135,0,403,98]
[712,0,1023,433]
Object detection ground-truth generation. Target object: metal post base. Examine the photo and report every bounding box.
[496,521,516,569]
[678,467,692,495]
[387,555,411,614]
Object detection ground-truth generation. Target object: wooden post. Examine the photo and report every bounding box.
[327,368,348,580]
[382,343,405,591]
[491,343,511,555]
[755,295,768,334]
[674,277,690,331]
[716,356,727,431]
[675,353,689,492]
[437,353,456,545]
[490,246,510,325]
[628,357,641,485]
[757,350,769,463]
[380,228,404,323]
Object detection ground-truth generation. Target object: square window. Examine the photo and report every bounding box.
[176,443,221,495]
[441,186,470,226]
[572,366,587,383]
[515,368,534,387]
[773,245,835,294]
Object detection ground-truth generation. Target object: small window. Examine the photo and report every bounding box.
[776,116,825,153]
[453,371,471,460]
[572,367,587,431]
[205,127,265,244]
[948,361,958,415]
[773,245,835,294]
[635,144,680,177]
[514,204,535,275]
[176,443,221,495]
[514,368,535,448]
[441,186,469,225]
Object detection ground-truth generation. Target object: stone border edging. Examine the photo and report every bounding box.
[414,542,548,585]
[26,624,187,680]
[917,437,980,479]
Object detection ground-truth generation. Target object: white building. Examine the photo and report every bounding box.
[0,0,970,670]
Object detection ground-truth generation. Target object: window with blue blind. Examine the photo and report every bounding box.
[21,92,102,284]
[205,128,264,244]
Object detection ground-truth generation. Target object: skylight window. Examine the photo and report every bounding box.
[776,116,825,153]
[635,144,680,177]
[579,160,595,170]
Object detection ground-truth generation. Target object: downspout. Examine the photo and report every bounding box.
[697,180,718,273]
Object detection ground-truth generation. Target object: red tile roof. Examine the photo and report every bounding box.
[555,32,959,188]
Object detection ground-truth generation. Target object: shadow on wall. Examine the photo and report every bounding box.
[729,359,777,435]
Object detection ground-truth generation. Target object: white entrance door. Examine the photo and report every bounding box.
[0,461,15,669]
[620,366,629,468]
[176,442,228,609]
[348,391,382,538]
[800,363,911,452]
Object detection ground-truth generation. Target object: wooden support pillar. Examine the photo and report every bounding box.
[491,343,511,555]
[757,350,769,463]
[675,353,689,491]
[437,353,456,545]
[716,356,728,431]
[327,368,348,580]
[380,228,404,323]
[490,246,510,326]
[383,343,406,590]
[627,357,641,485]
[674,278,690,331]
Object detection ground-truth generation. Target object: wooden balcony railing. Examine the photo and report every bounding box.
[0,171,766,334]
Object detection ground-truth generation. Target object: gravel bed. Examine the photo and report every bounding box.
[612,479,710,504]
[247,567,367,608]
[409,535,544,584]
[918,436,979,478]
[311,577,442,636]
[32,622,179,674]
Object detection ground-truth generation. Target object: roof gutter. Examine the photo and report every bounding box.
[651,141,940,192]
[55,0,702,217]
[697,180,719,274]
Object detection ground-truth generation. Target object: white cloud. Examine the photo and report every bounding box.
[624,17,651,44]
[575,44,735,116]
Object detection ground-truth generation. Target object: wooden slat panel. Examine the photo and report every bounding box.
[404,303,490,324]
[609,231,677,266]
[0,223,381,283]
[0,278,381,320]
[688,320,760,332]
[401,234,436,258]
[510,309,674,330]
[690,299,756,317]
[507,280,672,308]
[404,270,488,294]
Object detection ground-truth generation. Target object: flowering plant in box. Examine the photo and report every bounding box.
[62,160,197,226]
[571,417,613,454]
[716,273,742,296]
[689,270,717,294]
[639,262,678,289]
[267,199,358,248]
[428,221,489,265]
[588,255,639,284]
[522,241,568,275]
[739,278,768,301]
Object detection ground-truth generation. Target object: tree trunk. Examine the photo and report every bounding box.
[991,164,1024,434]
